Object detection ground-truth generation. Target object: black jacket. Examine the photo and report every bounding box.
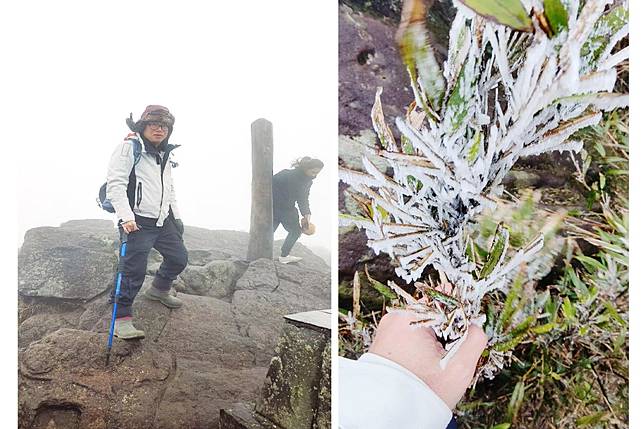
[272,168,313,215]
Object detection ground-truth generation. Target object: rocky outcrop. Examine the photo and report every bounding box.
[18,221,116,300]
[233,260,330,363]
[18,220,330,429]
[220,310,331,429]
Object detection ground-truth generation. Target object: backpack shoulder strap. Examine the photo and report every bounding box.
[125,138,142,211]
[129,138,143,167]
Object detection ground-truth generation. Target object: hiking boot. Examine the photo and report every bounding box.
[278,255,303,264]
[114,318,145,340]
[144,286,183,308]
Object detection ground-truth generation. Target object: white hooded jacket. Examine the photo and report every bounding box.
[106,134,181,227]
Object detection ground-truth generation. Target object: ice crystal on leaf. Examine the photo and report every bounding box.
[339,0,628,377]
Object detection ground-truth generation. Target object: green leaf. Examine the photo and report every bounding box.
[576,411,608,426]
[490,424,511,429]
[369,277,398,300]
[494,332,527,352]
[460,0,533,32]
[480,223,509,279]
[485,302,496,333]
[594,141,606,157]
[398,0,445,111]
[544,293,558,323]
[510,315,536,336]
[467,130,482,164]
[603,301,627,327]
[566,266,589,298]
[544,0,568,36]
[506,380,525,421]
[498,271,524,332]
[426,287,462,307]
[549,371,562,381]
[376,204,389,221]
[364,268,398,300]
[574,255,606,273]
[562,297,576,321]
[445,65,470,132]
[402,136,415,155]
[531,322,557,335]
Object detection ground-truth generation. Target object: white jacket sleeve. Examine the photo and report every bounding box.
[106,141,136,223]
[339,353,452,429]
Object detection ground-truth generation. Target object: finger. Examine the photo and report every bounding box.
[445,324,487,376]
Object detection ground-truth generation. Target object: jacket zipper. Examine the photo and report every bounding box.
[158,146,175,219]
[137,182,143,208]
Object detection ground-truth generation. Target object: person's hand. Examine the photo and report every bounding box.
[121,220,139,234]
[369,310,487,409]
[301,215,311,228]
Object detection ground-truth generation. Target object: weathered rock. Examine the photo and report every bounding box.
[232,264,330,365]
[19,329,173,429]
[179,260,246,298]
[236,259,279,292]
[339,1,455,134]
[220,403,280,429]
[338,226,397,283]
[18,220,330,429]
[154,361,266,429]
[187,249,227,266]
[19,310,83,349]
[221,311,331,429]
[181,226,328,273]
[18,227,117,300]
[313,340,332,429]
[158,294,256,367]
[274,263,331,304]
[256,312,331,429]
[339,4,411,136]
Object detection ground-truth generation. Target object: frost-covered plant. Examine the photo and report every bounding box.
[339,0,628,377]
[475,190,567,282]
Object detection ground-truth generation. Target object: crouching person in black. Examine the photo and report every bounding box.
[105,105,188,339]
[272,157,324,264]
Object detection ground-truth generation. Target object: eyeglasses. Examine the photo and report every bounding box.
[146,122,169,131]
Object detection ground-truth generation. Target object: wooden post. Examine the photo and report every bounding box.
[247,118,274,261]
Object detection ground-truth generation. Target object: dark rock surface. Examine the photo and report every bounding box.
[18,220,330,429]
[18,224,116,300]
[232,260,330,364]
[339,3,412,137]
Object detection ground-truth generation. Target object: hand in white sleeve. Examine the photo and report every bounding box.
[339,311,487,429]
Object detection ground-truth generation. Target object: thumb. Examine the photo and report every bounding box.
[444,324,488,378]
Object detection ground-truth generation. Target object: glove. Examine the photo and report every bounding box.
[174,218,184,235]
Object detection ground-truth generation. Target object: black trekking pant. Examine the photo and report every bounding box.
[110,214,188,318]
[273,207,302,257]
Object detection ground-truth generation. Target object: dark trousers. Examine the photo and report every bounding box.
[110,215,188,318]
[273,207,302,257]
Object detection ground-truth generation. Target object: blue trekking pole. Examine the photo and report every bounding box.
[106,235,128,365]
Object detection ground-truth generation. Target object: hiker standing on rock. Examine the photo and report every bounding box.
[105,105,188,339]
[272,157,324,264]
